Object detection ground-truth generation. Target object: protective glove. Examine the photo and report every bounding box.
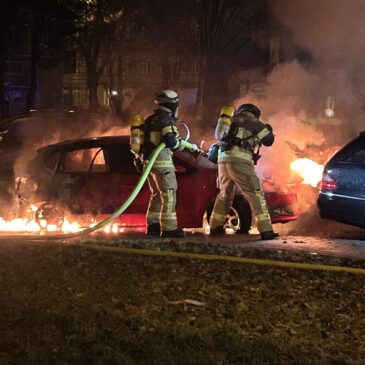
[133,156,144,173]
[265,123,273,132]
[180,140,200,152]
[176,139,186,151]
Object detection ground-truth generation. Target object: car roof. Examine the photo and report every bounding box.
[37,135,130,153]
[326,131,365,165]
[36,135,217,171]
[0,109,101,129]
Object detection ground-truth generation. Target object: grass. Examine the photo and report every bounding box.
[0,240,364,364]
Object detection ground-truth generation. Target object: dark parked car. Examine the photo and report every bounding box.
[317,131,365,228]
[0,108,103,153]
[18,135,298,232]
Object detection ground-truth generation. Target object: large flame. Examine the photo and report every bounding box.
[0,215,126,235]
[290,158,323,187]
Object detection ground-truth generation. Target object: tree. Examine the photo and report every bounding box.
[0,1,18,118]
[61,0,141,112]
[10,0,75,111]
[152,0,197,89]
[195,0,267,118]
[102,9,146,118]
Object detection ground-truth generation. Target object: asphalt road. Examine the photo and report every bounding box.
[78,226,365,266]
[1,214,364,263]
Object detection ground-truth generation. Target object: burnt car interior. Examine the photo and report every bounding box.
[61,147,109,173]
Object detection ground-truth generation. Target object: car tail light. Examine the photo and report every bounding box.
[321,172,337,191]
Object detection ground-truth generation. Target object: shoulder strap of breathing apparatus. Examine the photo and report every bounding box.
[143,113,158,151]
[223,119,263,164]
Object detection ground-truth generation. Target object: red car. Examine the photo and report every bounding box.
[20,136,297,232]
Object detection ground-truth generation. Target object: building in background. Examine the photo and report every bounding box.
[3,2,71,116]
[2,2,297,118]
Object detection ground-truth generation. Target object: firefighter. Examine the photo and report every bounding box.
[143,90,198,237]
[209,103,279,240]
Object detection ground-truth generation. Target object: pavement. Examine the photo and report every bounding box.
[79,228,365,267]
[1,213,364,264]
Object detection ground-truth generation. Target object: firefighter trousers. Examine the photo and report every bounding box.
[210,161,273,233]
[146,166,178,232]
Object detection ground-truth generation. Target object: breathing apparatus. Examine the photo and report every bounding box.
[130,113,144,155]
[130,113,145,173]
[208,104,268,165]
[207,105,235,164]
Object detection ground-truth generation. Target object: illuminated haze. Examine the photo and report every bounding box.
[233,0,365,234]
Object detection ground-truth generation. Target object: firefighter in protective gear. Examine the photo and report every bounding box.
[209,103,279,240]
[143,90,197,238]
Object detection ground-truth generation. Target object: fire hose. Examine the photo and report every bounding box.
[0,142,202,241]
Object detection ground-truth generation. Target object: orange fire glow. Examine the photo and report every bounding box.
[290,158,324,187]
[0,215,126,235]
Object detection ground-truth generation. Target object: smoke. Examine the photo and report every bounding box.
[232,0,365,235]
[269,0,365,132]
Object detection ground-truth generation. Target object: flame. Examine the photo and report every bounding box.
[0,215,128,235]
[290,158,324,187]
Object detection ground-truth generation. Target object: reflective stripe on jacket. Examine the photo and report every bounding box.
[144,107,182,161]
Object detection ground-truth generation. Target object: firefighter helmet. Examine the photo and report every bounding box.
[154,90,179,105]
[236,103,261,118]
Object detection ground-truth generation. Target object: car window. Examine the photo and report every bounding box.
[63,147,108,173]
[344,146,365,164]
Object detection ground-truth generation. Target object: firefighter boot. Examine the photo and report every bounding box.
[161,228,186,238]
[260,230,279,240]
[146,223,161,236]
[210,226,226,236]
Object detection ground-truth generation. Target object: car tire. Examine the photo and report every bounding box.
[35,201,65,230]
[206,195,252,234]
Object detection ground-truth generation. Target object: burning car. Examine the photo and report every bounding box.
[0,109,105,202]
[317,131,365,228]
[13,135,298,233]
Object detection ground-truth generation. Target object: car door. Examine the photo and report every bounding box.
[52,145,113,213]
[332,143,365,224]
[52,142,150,216]
[105,143,150,214]
[173,155,200,227]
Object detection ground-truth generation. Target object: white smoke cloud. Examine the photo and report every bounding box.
[232,0,365,234]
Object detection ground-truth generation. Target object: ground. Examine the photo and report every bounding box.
[0,233,365,365]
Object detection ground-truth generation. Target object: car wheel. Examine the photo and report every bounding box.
[206,196,252,234]
[35,202,65,230]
